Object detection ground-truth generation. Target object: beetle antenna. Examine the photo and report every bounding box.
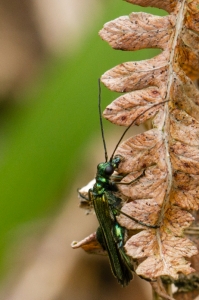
[98,79,108,162]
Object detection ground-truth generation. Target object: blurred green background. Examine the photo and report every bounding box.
[0,0,165,287]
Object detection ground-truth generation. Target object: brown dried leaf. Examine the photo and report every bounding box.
[115,129,197,279]
[100,1,199,125]
[125,1,180,14]
[74,0,199,296]
[100,51,169,94]
[71,232,106,255]
[104,87,165,126]
[100,13,173,51]
[97,0,199,284]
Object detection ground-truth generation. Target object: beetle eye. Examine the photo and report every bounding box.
[105,165,114,175]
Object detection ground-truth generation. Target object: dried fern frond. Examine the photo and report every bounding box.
[98,0,199,281]
[73,1,199,298]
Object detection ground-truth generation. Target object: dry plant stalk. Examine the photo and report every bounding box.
[73,1,199,299]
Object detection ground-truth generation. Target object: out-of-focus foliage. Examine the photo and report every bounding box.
[0,0,164,279]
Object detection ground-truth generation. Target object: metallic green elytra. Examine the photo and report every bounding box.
[86,156,134,286]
